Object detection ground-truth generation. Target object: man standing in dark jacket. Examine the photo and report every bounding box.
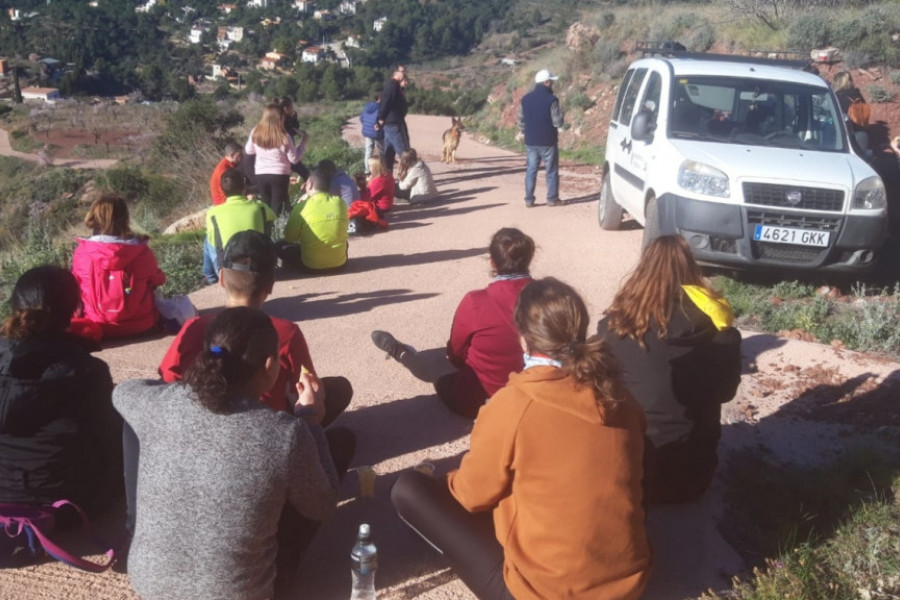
[518,69,565,207]
[377,64,409,172]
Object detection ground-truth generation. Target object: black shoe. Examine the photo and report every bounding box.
[371,330,411,360]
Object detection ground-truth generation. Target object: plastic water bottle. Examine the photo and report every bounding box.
[350,523,377,600]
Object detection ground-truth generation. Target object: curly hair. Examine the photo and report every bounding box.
[0,266,80,341]
[183,307,278,414]
[515,277,627,404]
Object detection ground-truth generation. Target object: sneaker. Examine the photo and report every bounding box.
[525,200,535,208]
[547,199,565,207]
[371,330,412,360]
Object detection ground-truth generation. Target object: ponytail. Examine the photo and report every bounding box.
[183,307,277,415]
[1,266,79,342]
[517,277,629,406]
[563,335,628,404]
[1,308,55,341]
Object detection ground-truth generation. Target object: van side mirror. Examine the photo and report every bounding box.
[632,110,655,141]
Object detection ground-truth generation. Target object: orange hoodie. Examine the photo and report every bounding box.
[447,366,652,600]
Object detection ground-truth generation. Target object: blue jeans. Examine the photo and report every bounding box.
[202,239,218,284]
[364,137,383,174]
[524,145,559,205]
[382,124,408,172]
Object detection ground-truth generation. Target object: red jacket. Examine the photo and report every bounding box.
[158,314,315,414]
[210,157,236,206]
[367,174,394,212]
[348,200,388,229]
[72,237,166,338]
[447,277,532,396]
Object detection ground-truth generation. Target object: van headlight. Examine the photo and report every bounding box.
[851,176,886,210]
[678,161,730,198]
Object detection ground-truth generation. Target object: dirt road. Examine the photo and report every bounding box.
[3,114,898,600]
[0,127,118,169]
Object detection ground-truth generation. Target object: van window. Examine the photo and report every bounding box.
[670,76,846,152]
[641,71,663,124]
[619,68,648,126]
[612,69,635,124]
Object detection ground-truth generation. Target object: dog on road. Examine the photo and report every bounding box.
[441,117,464,164]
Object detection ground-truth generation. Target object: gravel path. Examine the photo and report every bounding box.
[0,126,118,169]
[3,114,898,600]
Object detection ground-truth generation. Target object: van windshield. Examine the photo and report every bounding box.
[668,76,846,152]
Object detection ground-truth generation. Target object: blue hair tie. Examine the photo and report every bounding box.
[209,345,228,357]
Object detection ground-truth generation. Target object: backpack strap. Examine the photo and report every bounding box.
[211,214,225,269]
[37,500,115,572]
[261,205,272,237]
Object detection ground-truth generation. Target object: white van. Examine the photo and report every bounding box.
[599,45,888,272]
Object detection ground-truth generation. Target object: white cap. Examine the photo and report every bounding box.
[534,69,559,84]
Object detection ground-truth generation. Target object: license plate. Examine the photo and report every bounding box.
[753,225,830,247]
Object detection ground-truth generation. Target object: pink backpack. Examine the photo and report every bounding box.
[0,500,115,572]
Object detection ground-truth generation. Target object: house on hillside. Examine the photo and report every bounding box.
[345,35,361,49]
[218,3,237,13]
[248,0,269,8]
[338,0,356,15]
[21,87,60,103]
[259,51,285,70]
[294,0,313,13]
[301,46,324,64]
[313,9,332,20]
[373,16,387,32]
[135,0,156,13]
[0,58,9,77]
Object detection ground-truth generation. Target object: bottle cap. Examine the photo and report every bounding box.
[359,523,371,538]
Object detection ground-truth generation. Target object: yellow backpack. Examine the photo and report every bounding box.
[682,285,734,331]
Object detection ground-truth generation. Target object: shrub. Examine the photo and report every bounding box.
[104,165,149,201]
[786,14,830,51]
[890,71,900,87]
[689,23,716,52]
[598,11,615,29]
[150,231,206,298]
[866,84,895,103]
[593,41,622,66]
[565,89,594,112]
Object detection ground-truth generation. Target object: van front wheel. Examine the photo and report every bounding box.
[642,195,660,248]
[598,173,624,230]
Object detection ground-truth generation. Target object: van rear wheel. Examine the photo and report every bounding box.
[598,172,623,230]
[642,195,660,248]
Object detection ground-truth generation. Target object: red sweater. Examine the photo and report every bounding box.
[158,314,315,414]
[447,277,532,397]
[367,174,395,212]
[72,237,166,338]
[210,157,236,206]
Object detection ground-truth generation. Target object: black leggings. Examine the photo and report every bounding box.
[273,426,356,599]
[391,470,514,600]
[256,173,292,216]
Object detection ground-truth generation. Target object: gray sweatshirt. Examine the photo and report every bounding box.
[113,379,338,600]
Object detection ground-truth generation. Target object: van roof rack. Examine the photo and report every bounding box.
[635,41,812,70]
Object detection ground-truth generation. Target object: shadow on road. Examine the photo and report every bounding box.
[264,289,439,321]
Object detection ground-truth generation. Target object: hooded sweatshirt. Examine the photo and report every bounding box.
[72,236,166,338]
[597,291,741,450]
[0,334,121,516]
[448,367,651,600]
[360,101,382,140]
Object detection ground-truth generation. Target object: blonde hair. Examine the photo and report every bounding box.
[251,103,289,149]
[833,71,854,93]
[368,156,387,178]
[605,235,722,348]
[84,194,132,237]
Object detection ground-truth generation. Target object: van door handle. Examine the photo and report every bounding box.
[621,138,632,152]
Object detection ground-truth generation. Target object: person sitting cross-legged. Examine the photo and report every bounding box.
[280,169,349,272]
[203,168,276,284]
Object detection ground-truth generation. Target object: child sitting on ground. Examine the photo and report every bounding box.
[202,168,276,285]
[366,156,395,217]
[348,171,388,236]
[395,148,438,204]
[162,230,352,417]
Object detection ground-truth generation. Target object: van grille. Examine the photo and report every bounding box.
[746,211,842,231]
[742,182,844,212]
[755,243,823,263]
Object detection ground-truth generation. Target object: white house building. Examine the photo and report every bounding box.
[301,46,324,64]
[21,87,60,102]
[188,27,204,44]
[373,16,387,32]
[338,0,356,15]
